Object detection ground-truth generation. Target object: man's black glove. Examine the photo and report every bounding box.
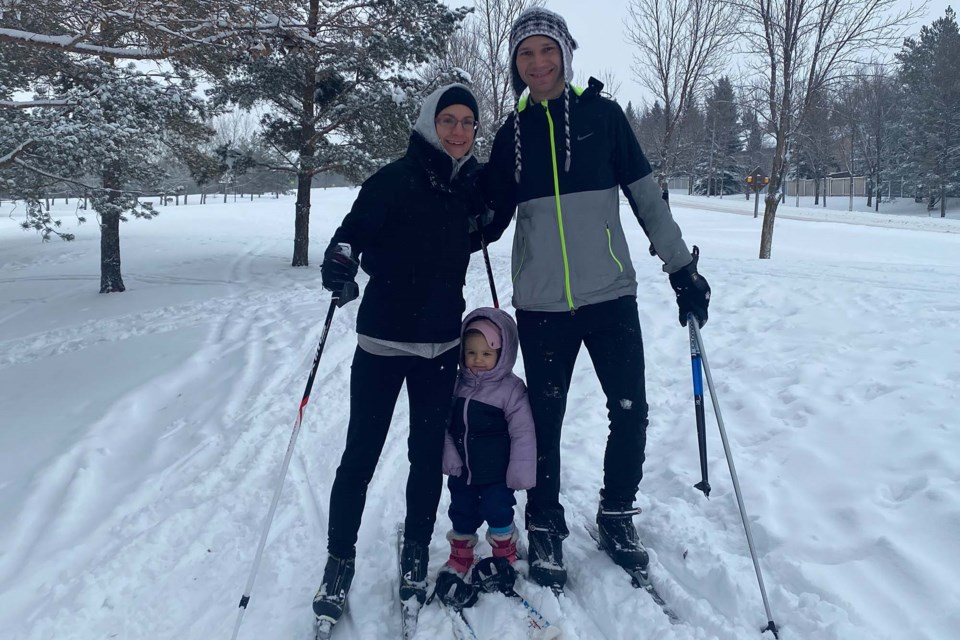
[321,242,359,293]
[668,246,711,327]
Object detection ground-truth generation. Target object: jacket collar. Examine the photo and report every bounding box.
[517,82,590,113]
[406,132,478,192]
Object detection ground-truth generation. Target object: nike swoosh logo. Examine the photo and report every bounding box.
[577,132,594,141]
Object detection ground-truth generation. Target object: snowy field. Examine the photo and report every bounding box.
[1,189,958,640]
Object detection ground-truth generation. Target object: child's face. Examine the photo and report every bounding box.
[464,333,498,374]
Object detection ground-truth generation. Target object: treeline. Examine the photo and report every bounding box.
[2,1,957,290]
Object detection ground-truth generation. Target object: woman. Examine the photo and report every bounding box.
[312,83,488,630]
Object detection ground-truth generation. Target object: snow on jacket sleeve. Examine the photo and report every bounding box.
[611,102,693,274]
[328,168,393,258]
[442,430,464,477]
[504,377,536,490]
[477,120,519,246]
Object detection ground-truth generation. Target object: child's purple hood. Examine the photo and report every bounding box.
[460,307,518,382]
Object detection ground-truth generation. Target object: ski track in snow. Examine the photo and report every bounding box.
[1,192,958,640]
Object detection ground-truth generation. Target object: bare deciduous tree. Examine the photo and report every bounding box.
[576,68,622,100]
[625,0,737,187]
[734,0,921,258]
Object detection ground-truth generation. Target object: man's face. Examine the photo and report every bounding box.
[515,35,565,101]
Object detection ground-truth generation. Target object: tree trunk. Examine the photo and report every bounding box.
[291,0,320,268]
[759,194,778,259]
[292,169,312,266]
[759,128,787,259]
[941,183,947,218]
[99,167,125,293]
[100,211,124,293]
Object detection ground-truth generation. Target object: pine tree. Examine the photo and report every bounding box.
[896,7,960,217]
[1,58,210,291]
[701,77,742,195]
[1,1,281,290]
[675,101,707,195]
[635,102,667,178]
[210,0,467,267]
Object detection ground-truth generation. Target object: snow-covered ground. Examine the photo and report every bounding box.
[1,190,958,640]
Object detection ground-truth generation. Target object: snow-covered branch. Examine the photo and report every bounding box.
[0,140,36,168]
[0,98,75,109]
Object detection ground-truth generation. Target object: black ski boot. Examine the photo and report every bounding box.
[313,554,355,629]
[597,503,649,570]
[527,529,567,592]
[398,538,429,605]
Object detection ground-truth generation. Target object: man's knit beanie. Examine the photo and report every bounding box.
[507,8,578,182]
[508,8,578,99]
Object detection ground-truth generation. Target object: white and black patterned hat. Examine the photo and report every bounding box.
[507,8,579,182]
[508,7,578,99]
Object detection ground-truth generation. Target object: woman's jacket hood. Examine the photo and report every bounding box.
[413,82,478,179]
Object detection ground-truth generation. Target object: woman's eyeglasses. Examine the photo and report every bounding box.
[435,115,478,132]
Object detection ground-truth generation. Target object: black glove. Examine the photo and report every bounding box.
[668,246,711,327]
[321,242,358,293]
[468,207,494,234]
[471,556,517,594]
[429,571,479,609]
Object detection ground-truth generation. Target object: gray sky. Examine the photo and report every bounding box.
[514,0,954,108]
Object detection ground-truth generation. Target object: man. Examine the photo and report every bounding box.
[481,7,711,591]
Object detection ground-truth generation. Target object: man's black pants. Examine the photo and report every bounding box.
[517,296,648,538]
[327,346,459,558]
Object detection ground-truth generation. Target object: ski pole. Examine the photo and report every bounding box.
[479,235,499,309]
[689,318,779,639]
[688,314,710,498]
[230,281,359,640]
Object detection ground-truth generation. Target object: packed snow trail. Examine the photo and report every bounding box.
[1,192,958,639]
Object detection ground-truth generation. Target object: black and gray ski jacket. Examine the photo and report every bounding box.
[482,79,693,312]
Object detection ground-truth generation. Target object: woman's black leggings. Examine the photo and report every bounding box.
[326,345,459,558]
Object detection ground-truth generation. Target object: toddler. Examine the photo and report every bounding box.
[441,307,536,576]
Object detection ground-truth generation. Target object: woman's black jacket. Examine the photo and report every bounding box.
[328,132,489,343]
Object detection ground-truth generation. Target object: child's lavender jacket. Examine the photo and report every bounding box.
[442,307,537,490]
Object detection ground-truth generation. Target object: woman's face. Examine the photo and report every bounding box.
[434,104,477,160]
